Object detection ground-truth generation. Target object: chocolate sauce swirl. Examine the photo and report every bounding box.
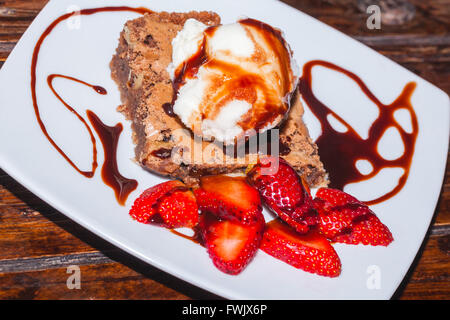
[31,7,150,204]
[299,60,418,205]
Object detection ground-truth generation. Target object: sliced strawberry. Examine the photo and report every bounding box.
[199,212,265,275]
[261,219,341,277]
[313,198,365,240]
[247,156,318,233]
[276,210,318,235]
[194,175,262,225]
[157,189,199,229]
[316,187,365,207]
[129,180,198,229]
[315,188,393,246]
[333,213,393,246]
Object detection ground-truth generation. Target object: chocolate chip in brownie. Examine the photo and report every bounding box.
[143,34,157,47]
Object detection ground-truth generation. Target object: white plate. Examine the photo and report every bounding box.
[0,0,448,299]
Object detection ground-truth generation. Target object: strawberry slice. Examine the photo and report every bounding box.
[194,175,263,225]
[316,187,366,207]
[129,180,198,229]
[247,156,318,233]
[333,213,394,246]
[261,219,341,277]
[199,212,265,275]
[315,188,393,246]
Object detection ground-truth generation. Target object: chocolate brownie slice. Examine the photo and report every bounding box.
[110,11,328,187]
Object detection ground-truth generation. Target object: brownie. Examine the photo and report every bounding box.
[110,11,328,187]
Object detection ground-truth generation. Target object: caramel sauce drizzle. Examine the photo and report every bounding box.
[299,60,418,205]
[171,18,295,133]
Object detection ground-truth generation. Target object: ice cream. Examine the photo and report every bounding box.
[167,18,298,144]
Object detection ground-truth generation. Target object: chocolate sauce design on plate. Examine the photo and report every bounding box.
[298,60,418,205]
[46,74,103,177]
[170,226,204,246]
[86,111,138,206]
[32,7,151,203]
[47,74,137,205]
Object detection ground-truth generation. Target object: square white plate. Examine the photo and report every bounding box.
[0,0,448,299]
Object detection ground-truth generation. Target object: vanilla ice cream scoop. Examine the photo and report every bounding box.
[167,18,298,144]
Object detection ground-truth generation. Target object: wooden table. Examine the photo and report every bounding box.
[0,0,448,300]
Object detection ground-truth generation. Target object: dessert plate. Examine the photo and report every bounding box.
[0,0,448,299]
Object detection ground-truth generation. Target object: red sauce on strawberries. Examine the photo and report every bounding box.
[299,60,418,205]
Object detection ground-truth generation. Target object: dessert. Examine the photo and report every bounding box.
[110,11,327,187]
[111,10,393,277]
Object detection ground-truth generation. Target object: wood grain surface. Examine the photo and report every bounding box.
[0,0,448,300]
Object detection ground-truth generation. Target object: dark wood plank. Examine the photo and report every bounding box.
[0,0,48,9]
[0,263,190,300]
[0,172,115,260]
[0,233,446,300]
[432,154,450,226]
[282,0,450,37]
[398,234,450,299]
[0,252,112,273]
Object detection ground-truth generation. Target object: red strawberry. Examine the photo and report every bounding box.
[315,188,393,246]
[261,219,341,277]
[247,156,318,233]
[194,175,263,225]
[199,211,265,275]
[313,198,366,240]
[316,187,365,207]
[129,180,198,229]
[333,213,394,246]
